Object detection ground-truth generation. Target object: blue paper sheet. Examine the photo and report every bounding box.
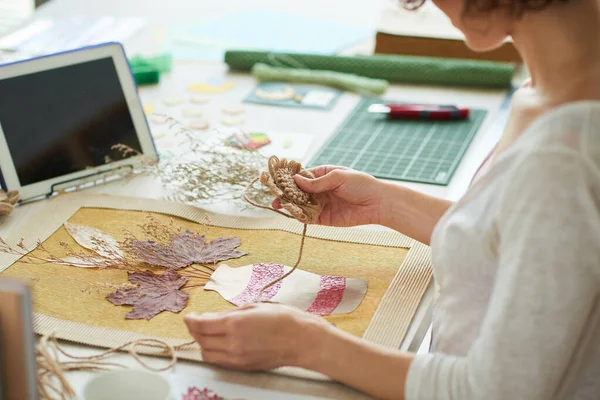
[163,9,372,61]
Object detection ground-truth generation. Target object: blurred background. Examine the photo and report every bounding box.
[0,0,44,37]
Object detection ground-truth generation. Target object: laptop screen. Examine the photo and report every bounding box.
[0,56,142,187]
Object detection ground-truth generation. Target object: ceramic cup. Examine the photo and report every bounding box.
[83,369,172,400]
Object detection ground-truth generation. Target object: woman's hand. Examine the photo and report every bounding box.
[273,165,385,227]
[185,303,414,400]
[184,303,329,371]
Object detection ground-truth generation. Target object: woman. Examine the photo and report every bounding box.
[184,0,600,398]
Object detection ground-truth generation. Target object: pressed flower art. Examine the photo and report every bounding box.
[0,214,368,320]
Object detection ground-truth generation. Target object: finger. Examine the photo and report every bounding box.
[201,349,232,365]
[235,302,257,311]
[306,165,348,178]
[195,335,229,352]
[184,312,229,335]
[219,302,258,315]
[294,171,342,194]
[201,350,261,371]
[271,198,282,209]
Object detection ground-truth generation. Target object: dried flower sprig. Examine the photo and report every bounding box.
[0,237,129,269]
[112,116,272,207]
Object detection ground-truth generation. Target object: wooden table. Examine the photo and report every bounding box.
[0,0,510,397]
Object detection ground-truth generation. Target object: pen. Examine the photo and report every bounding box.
[368,104,470,120]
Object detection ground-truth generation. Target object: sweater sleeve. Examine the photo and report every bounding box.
[405,149,600,400]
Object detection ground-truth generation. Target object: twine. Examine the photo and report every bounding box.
[0,189,20,216]
[36,332,197,399]
[247,156,321,224]
[242,156,321,301]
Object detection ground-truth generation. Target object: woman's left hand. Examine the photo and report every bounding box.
[184,303,329,371]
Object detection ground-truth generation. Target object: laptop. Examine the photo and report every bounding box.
[0,42,157,202]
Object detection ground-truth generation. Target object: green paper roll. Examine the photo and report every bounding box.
[225,51,515,89]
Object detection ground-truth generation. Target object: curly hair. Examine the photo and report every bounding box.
[399,0,568,16]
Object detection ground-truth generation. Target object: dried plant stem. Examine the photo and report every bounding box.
[182,283,206,290]
[179,265,214,281]
[180,271,211,280]
[114,118,272,206]
[184,267,212,276]
[0,234,144,271]
[186,265,214,275]
[182,272,211,279]
[192,263,215,272]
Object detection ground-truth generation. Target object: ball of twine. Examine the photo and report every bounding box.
[259,156,322,224]
[0,190,20,216]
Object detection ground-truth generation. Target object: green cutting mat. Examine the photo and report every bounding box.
[309,98,488,185]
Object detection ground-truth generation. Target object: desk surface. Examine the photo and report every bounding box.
[1,0,509,398]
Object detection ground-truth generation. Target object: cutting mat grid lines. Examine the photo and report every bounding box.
[310,98,487,185]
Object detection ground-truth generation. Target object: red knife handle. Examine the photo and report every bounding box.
[386,105,470,120]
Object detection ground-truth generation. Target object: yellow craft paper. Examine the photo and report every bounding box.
[143,104,154,115]
[188,80,234,94]
[1,208,407,340]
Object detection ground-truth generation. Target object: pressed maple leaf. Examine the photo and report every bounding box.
[126,231,248,269]
[106,269,189,320]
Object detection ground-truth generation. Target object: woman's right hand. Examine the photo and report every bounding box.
[272,165,386,227]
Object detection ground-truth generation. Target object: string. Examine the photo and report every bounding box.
[255,223,307,301]
[36,332,197,399]
[0,189,19,216]
[242,176,297,220]
[242,157,320,302]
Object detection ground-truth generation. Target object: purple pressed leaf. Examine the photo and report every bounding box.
[106,269,189,320]
[128,231,248,269]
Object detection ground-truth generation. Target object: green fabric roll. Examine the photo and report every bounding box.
[251,63,389,95]
[225,51,515,89]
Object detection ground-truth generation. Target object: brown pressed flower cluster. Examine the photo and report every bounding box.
[259,156,322,224]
